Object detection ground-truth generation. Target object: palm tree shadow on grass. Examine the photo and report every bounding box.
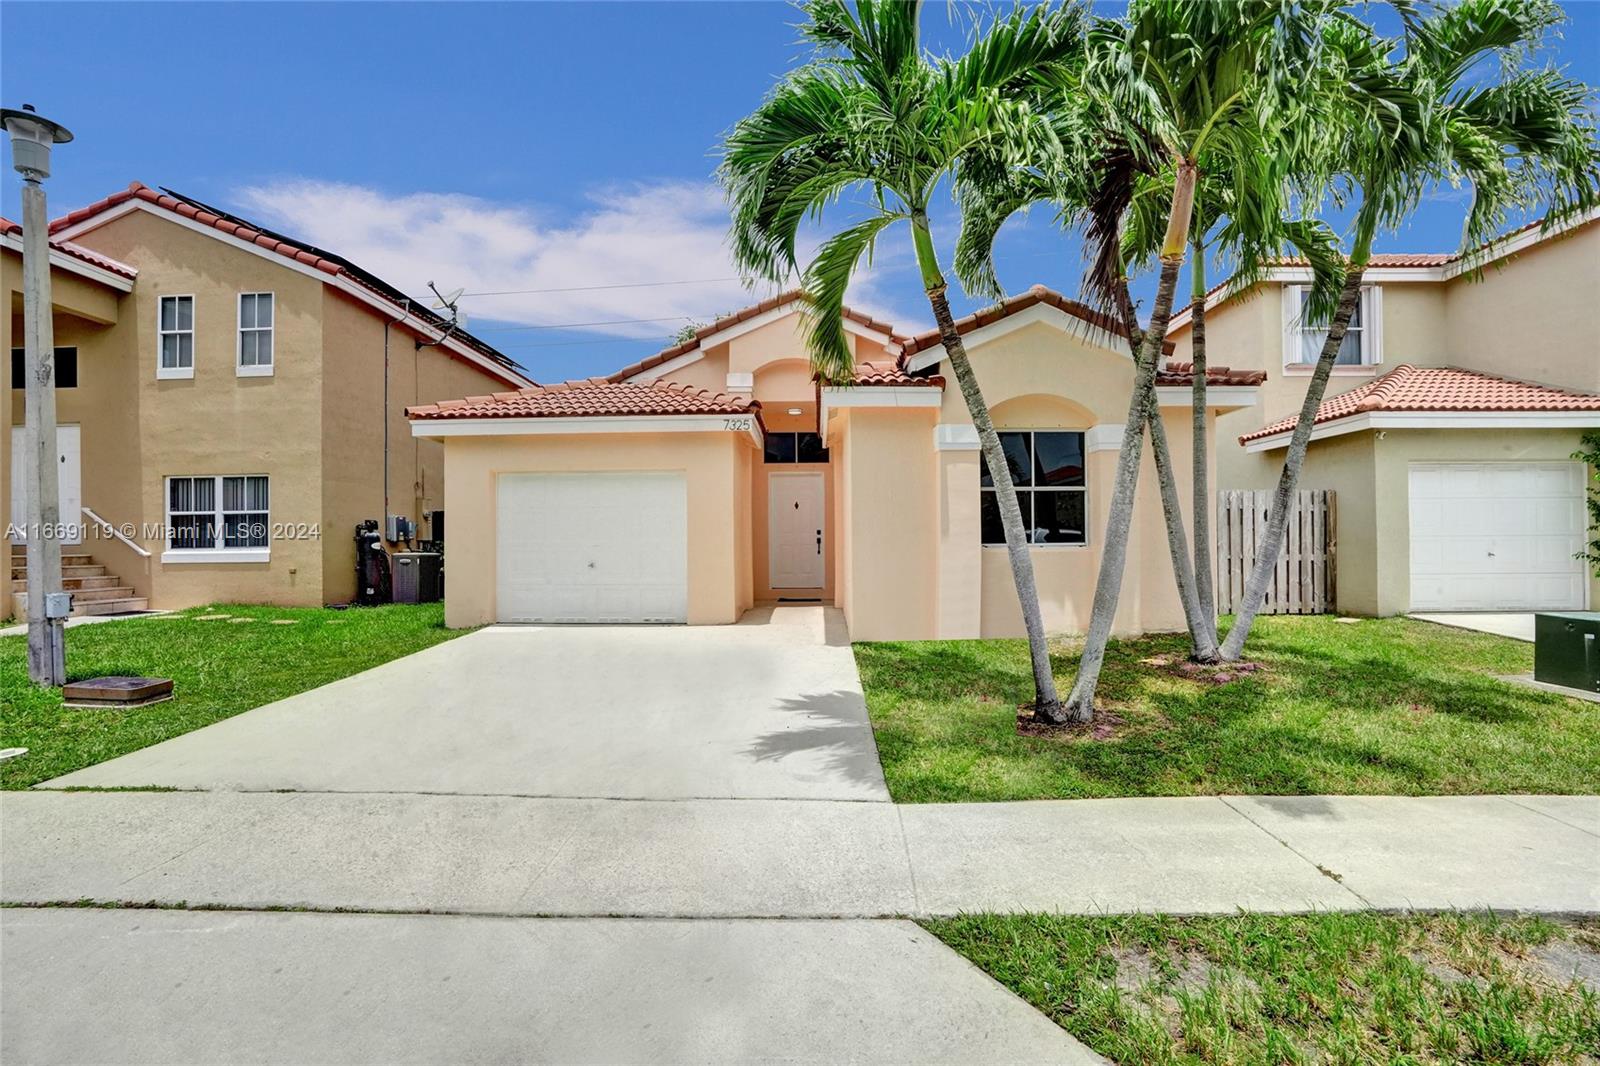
[742,690,888,790]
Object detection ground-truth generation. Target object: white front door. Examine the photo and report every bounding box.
[9,424,81,545]
[496,472,687,623]
[1408,460,1587,611]
[769,471,825,589]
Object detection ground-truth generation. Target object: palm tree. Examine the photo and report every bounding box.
[952,0,1337,719]
[719,0,1085,718]
[1218,0,1600,660]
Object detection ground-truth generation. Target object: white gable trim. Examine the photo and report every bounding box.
[1242,409,1600,452]
[1155,385,1259,408]
[905,302,1128,373]
[53,198,531,389]
[0,231,136,292]
[411,413,762,446]
[818,385,942,428]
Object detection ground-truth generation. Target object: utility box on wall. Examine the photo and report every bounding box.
[1534,612,1600,693]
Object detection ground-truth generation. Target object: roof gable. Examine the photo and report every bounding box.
[900,286,1164,372]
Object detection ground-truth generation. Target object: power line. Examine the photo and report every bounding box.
[461,276,746,298]
[473,315,695,333]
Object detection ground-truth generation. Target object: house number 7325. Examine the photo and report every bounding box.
[723,418,753,431]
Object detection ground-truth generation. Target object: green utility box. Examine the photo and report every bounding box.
[1534,612,1600,694]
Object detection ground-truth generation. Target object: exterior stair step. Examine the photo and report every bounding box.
[12,574,121,593]
[11,592,151,618]
[11,564,106,580]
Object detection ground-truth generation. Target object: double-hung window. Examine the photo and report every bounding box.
[165,475,270,561]
[158,295,195,378]
[979,431,1088,545]
[238,292,274,376]
[1285,285,1380,367]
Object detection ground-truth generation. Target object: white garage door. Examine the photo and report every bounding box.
[1409,461,1587,612]
[496,472,687,623]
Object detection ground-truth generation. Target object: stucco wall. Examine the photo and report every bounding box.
[833,407,939,640]
[437,430,753,628]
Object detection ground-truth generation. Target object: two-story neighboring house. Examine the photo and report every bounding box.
[1,182,532,619]
[1166,212,1600,617]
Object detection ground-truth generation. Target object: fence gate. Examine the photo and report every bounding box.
[1217,489,1336,615]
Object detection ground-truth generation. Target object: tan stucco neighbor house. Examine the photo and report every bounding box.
[2,183,532,619]
[410,287,1264,640]
[1165,211,1600,617]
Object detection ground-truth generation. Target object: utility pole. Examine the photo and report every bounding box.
[3,104,73,686]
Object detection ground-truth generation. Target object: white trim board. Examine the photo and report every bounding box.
[1154,385,1258,408]
[818,385,943,428]
[1242,410,1600,452]
[52,198,532,389]
[411,413,764,447]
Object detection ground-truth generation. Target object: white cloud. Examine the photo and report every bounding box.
[231,179,917,349]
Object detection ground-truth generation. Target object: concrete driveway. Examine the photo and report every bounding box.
[1410,612,1536,642]
[42,606,889,802]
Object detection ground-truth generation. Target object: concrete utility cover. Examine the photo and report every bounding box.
[41,607,890,802]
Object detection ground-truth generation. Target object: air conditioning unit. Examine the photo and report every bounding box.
[391,552,443,604]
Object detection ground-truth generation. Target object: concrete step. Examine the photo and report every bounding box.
[64,586,138,603]
[10,564,105,581]
[12,574,122,593]
[7,551,91,566]
[12,592,150,617]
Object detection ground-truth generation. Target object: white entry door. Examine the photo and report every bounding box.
[496,472,687,623]
[769,471,825,589]
[9,424,81,545]
[1408,461,1587,611]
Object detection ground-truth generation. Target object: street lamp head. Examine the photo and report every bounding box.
[2,104,73,181]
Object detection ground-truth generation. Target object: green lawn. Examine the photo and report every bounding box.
[855,616,1600,801]
[925,912,1600,1066]
[1,603,466,789]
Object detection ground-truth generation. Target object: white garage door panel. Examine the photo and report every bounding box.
[1408,461,1586,612]
[496,473,687,624]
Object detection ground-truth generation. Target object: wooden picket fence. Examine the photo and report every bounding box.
[1217,489,1336,615]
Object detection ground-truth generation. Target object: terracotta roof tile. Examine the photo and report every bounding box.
[0,216,138,280]
[1155,361,1266,387]
[47,183,526,384]
[847,359,945,387]
[898,285,1169,358]
[606,290,902,383]
[407,378,762,421]
[1240,364,1600,443]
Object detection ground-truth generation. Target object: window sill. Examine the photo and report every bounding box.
[981,543,1090,551]
[161,548,270,565]
[236,364,274,378]
[156,366,195,380]
[1282,363,1381,376]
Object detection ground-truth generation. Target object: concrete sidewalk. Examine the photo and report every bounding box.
[5,791,1595,916]
[1,909,1102,1065]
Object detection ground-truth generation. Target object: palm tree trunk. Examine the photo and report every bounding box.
[1189,251,1215,630]
[1112,275,1217,659]
[1064,161,1198,722]
[928,285,1064,718]
[1218,264,1365,660]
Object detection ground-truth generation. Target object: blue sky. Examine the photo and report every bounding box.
[4,1,1598,382]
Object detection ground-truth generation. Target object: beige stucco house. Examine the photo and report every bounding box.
[1165,212,1600,617]
[2,182,532,619]
[410,287,1262,640]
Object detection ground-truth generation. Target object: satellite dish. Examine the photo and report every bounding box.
[431,287,465,310]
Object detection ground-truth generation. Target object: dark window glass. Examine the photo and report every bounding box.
[980,490,1031,546]
[10,347,77,389]
[1034,432,1085,487]
[979,432,1032,488]
[170,513,216,550]
[764,432,797,464]
[796,432,830,463]
[1031,490,1087,544]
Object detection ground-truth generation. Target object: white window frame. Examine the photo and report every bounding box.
[980,429,1090,549]
[1282,284,1383,372]
[236,291,275,377]
[157,294,196,380]
[161,474,271,564]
